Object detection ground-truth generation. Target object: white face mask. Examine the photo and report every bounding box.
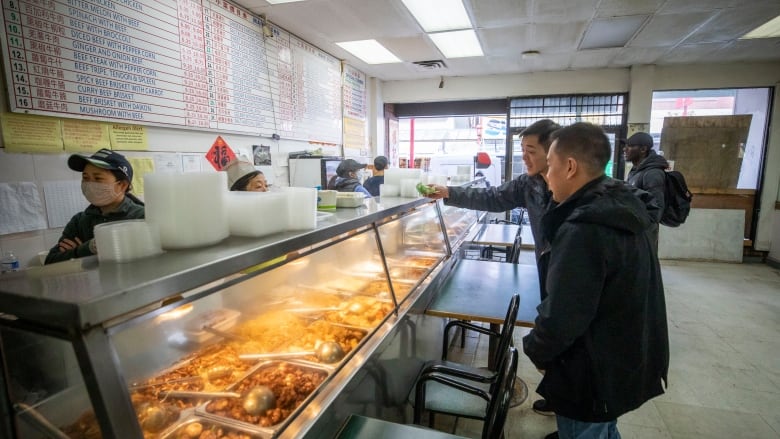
[81,181,122,206]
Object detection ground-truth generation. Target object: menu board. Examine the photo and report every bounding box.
[0,0,343,143]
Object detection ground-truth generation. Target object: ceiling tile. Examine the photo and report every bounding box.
[531,21,589,52]
[595,0,666,18]
[658,42,727,64]
[380,36,442,61]
[468,0,532,28]
[630,12,713,48]
[612,46,668,66]
[479,26,532,56]
[571,48,620,69]
[533,0,598,23]
[684,4,780,44]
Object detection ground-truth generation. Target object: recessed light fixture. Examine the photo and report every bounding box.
[336,40,402,64]
[521,50,540,59]
[401,0,472,33]
[741,15,780,39]
[429,29,484,58]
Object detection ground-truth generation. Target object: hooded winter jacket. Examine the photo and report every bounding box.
[444,174,552,262]
[45,196,145,264]
[627,150,668,221]
[523,176,669,422]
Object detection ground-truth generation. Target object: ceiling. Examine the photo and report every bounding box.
[235,0,780,82]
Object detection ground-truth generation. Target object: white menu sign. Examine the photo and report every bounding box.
[0,0,342,143]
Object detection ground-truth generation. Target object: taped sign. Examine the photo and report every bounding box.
[206,136,236,171]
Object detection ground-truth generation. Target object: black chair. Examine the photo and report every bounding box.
[443,293,519,368]
[412,346,519,439]
[410,295,519,427]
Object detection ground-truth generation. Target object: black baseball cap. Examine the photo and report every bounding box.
[336,159,367,177]
[68,148,133,181]
[621,132,653,148]
[373,155,388,170]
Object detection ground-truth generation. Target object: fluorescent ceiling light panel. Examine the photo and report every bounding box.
[580,15,648,49]
[401,0,472,32]
[336,40,402,64]
[429,29,484,58]
[265,0,306,3]
[741,15,780,39]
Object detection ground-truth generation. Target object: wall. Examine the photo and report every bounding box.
[379,61,780,255]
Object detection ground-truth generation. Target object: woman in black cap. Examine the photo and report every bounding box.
[327,159,371,197]
[44,148,145,265]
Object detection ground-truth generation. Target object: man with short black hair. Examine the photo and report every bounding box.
[363,155,388,196]
[523,122,669,439]
[423,119,561,418]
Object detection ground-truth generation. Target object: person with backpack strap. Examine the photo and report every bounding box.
[623,132,667,251]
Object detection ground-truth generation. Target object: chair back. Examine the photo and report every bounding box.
[482,346,518,439]
[491,294,519,369]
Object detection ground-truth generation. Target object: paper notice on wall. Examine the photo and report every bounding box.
[182,154,203,173]
[43,181,85,228]
[109,124,148,150]
[128,157,155,196]
[0,112,63,153]
[0,182,47,235]
[62,119,111,153]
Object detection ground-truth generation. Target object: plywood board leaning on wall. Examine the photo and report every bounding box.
[661,115,752,189]
[661,115,754,241]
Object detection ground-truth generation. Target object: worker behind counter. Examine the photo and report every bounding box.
[327,159,371,197]
[363,155,388,196]
[225,158,268,192]
[45,149,145,265]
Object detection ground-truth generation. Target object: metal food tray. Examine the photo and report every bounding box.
[129,343,256,410]
[195,360,331,437]
[160,413,267,439]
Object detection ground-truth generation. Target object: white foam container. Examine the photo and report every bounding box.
[384,168,422,189]
[336,192,365,208]
[283,187,317,230]
[145,172,229,249]
[94,220,162,263]
[226,192,287,237]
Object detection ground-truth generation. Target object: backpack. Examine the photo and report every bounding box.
[661,170,692,227]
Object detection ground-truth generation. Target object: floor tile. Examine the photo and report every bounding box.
[655,401,779,438]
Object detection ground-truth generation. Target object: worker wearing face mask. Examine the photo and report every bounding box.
[44,149,145,265]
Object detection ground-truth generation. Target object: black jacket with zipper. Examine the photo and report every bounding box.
[522,176,669,422]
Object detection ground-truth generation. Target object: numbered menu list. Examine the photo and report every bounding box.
[1,0,344,140]
[0,0,272,135]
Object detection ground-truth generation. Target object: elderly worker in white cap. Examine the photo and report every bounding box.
[225,158,268,192]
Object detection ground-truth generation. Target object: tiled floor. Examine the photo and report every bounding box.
[437,259,780,439]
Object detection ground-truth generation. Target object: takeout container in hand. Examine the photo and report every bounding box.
[94,220,162,263]
[145,172,229,249]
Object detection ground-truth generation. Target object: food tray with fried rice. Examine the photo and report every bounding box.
[161,414,265,439]
[129,342,256,411]
[196,361,329,436]
[320,295,395,329]
[227,311,367,367]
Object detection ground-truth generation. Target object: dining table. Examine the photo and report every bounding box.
[425,258,541,406]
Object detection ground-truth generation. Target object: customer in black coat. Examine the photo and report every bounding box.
[624,131,668,251]
[523,122,669,439]
[423,119,560,263]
